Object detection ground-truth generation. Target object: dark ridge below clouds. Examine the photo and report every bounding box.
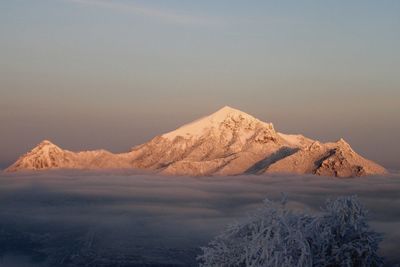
[0,172,399,266]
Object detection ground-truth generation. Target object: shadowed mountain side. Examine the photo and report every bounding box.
[245,147,300,174]
[5,106,387,177]
[266,140,387,177]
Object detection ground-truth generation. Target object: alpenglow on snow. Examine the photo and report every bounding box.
[6,106,387,177]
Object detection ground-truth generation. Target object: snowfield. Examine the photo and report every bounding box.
[0,172,399,266]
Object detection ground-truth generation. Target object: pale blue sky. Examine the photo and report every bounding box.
[1,0,399,169]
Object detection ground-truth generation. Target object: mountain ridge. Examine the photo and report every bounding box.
[5,106,387,177]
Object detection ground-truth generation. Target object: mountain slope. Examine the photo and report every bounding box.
[128,106,286,175]
[5,140,133,172]
[266,139,386,176]
[5,106,387,177]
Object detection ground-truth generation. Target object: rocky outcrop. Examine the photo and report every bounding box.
[266,139,386,177]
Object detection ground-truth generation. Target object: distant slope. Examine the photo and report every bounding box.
[5,140,133,172]
[5,106,387,177]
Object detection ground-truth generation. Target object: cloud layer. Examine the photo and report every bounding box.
[0,172,399,266]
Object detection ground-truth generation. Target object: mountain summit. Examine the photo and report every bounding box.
[5,107,387,177]
[162,106,270,140]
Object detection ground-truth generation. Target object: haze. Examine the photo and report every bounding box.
[1,1,399,170]
[0,172,399,266]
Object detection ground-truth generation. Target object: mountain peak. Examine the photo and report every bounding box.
[162,106,271,140]
[214,106,250,116]
[208,106,259,122]
[214,105,243,114]
[5,140,65,172]
[209,106,257,121]
[337,138,348,144]
[336,138,351,148]
[38,139,56,146]
[34,140,61,150]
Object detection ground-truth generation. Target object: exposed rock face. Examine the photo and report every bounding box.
[266,139,386,177]
[5,106,387,177]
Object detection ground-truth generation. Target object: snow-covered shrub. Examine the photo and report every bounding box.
[198,196,383,267]
[308,196,383,267]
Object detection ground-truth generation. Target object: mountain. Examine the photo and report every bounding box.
[5,106,387,177]
[5,140,134,172]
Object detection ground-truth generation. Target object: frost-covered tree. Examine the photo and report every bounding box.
[308,196,383,267]
[198,196,383,267]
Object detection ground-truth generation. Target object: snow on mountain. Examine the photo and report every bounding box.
[129,106,285,175]
[5,140,70,171]
[162,106,271,141]
[5,140,133,172]
[5,106,387,177]
[266,139,386,176]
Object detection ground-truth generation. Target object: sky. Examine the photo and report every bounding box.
[0,0,399,169]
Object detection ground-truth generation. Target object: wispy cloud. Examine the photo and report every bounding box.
[66,0,223,26]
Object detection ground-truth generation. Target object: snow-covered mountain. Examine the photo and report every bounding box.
[5,106,387,177]
[5,140,134,172]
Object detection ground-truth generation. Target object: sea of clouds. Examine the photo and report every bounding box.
[0,171,399,266]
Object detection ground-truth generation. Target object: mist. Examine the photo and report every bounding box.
[0,172,399,266]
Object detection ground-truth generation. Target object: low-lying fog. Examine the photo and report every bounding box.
[0,171,399,266]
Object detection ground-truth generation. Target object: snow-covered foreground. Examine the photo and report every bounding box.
[0,172,399,266]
